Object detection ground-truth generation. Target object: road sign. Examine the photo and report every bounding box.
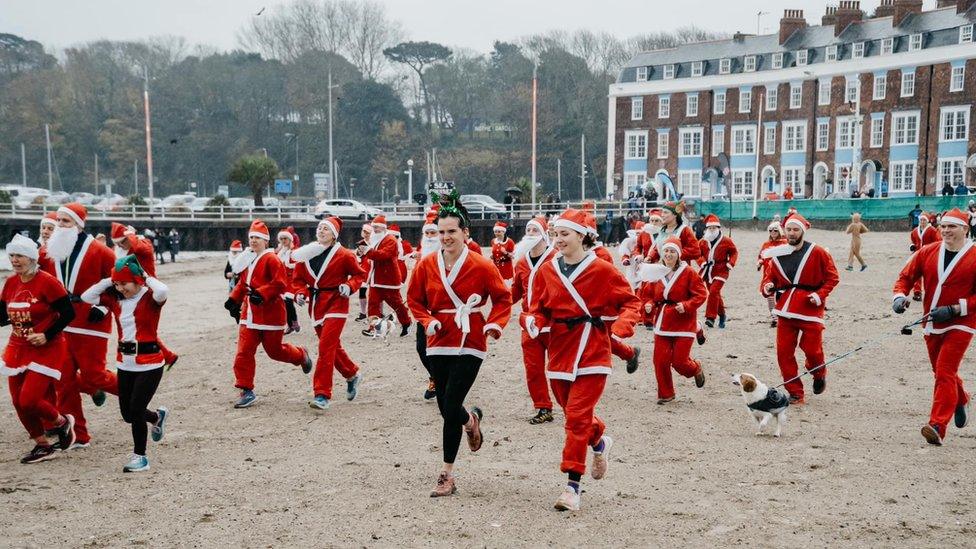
[314,173,331,193]
[217,185,229,197]
[274,179,293,195]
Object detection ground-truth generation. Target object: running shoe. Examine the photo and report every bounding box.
[813,376,827,395]
[718,314,726,329]
[21,444,56,464]
[430,472,456,497]
[151,407,168,442]
[845,265,854,272]
[92,390,107,407]
[696,328,706,346]
[694,363,705,388]
[309,395,330,410]
[465,407,484,452]
[860,265,868,272]
[165,354,179,371]
[529,408,554,425]
[955,395,971,429]
[400,323,409,337]
[234,390,257,408]
[68,441,90,450]
[553,486,581,511]
[625,347,641,374]
[591,435,613,480]
[49,414,76,450]
[657,397,674,405]
[704,319,715,328]
[921,424,944,446]
[300,347,313,374]
[123,454,150,473]
[423,379,436,400]
[346,373,362,401]
[355,313,367,322]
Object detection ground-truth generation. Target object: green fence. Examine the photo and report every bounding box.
[697,195,974,221]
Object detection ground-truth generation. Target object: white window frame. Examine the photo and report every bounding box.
[873,73,887,100]
[624,173,647,194]
[890,161,917,193]
[962,25,974,44]
[731,169,755,198]
[826,45,838,62]
[659,96,670,119]
[837,117,857,149]
[766,87,778,111]
[714,91,726,115]
[835,166,854,195]
[691,61,704,77]
[663,64,675,79]
[852,42,865,59]
[870,117,885,148]
[631,97,643,121]
[938,158,966,188]
[657,132,669,159]
[795,50,808,66]
[711,127,724,157]
[909,33,923,52]
[940,106,970,142]
[764,126,776,155]
[891,112,920,146]
[686,94,699,117]
[901,72,915,98]
[636,66,648,82]
[782,166,805,196]
[677,171,703,198]
[881,38,894,55]
[818,79,831,106]
[625,131,648,160]
[739,89,752,113]
[950,66,965,93]
[744,56,756,72]
[782,122,806,153]
[719,58,731,74]
[732,126,756,155]
[845,78,860,104]
[816,121,829,151]
[679,128,703,157]
[790,84,802,109]
[772,53,784,69]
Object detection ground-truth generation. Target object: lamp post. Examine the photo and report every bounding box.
[381,177,387,203]
[350,177,357,199]
[406,159,414,204]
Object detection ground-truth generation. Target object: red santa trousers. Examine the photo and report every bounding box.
[8,371,61,439]
[652,335,700,400]
[367,287,411,326]
[312,320,359,399]
[924,331,972,437]
[233,326,306,391]
[705,279,727,320]
[550,374,606,476]
[57,333,116,444]
[776,317,825,399]
[610,337,636,361]
[520,331,552,409]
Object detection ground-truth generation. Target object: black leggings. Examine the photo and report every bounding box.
[415,323,431,377]
[285,298,297,324]
[428,355,481,464]
[118,368,163,455]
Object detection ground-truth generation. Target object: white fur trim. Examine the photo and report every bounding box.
[57,206,84,228]
[483,323,503,335]
[662,241,681,256]
[5,234,39,260]
[784,218,807,231]
[524,316,540,339]
[319,218,341,239]
[63,327,111,338]
[960,298,968,317]
[552,218,589,235]
[425,320,441,336]
[40,217,57,227]
[706,221,721,228]
[231,249,257,274]
[292,242,326,263]
[249,231,270,240]
[762,244,795,259]
[809,293,822,307]
[425,346,487,359]
[941,215,968,227]
[277,230,292,241]
[639,263,671,283]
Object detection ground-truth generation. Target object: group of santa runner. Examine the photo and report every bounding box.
[2,196,974,512]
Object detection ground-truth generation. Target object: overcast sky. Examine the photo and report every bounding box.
[3,0,940,54]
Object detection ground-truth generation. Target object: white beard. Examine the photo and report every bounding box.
[705,229,721,241]
[368,232,384,248]
[514,235,544,261]
[277,247,292,265]
[46,226,78,261]
[115,246,126,259]
[420,237,441,258]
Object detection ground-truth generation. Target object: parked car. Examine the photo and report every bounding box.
[7,186,51,208]
[160,193,196,210]
[92,194,127,212]
[227,197,255,210]
[44,191,72,205]
[460,194,507,219]
[313,199,382,219]
[188,197,211,212]
[70,192,96,205]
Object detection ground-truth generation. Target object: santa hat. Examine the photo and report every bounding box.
[249,220,270,240]
[125,225,136,235]
[661,236,683,257]
[40,212,58,227]
[388,223,401,236]
[581,200,595,213]
[371,215,387,229]
[111,255,146,285]
[229,240,243,252]
[319,216,342,239]
[422,213,439,233]
[111,222,128,243]
[493,221,508,232]
[704,214,721,228]
[58,202,87,228]
[277,229,294,242]
[526,215,548,235]
[583,213,600,236]
[5,233,39,260]
[767,221,783,233]
[552,209,590,235]
[647,208,663,221]
[940,208,969,227]
[784,213,810,232]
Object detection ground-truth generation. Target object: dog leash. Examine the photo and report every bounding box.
[775,314,930,389]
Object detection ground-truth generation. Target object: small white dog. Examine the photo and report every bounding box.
[371,314,396,342]
[731,373,789,437]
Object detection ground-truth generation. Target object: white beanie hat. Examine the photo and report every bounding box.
[6,233,39,261]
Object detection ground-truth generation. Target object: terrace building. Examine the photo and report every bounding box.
[607,0,976,200]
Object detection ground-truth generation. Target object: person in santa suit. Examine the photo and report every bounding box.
[406,197,512,498]
[632,209,663,264]
[411,213,442,400]
[275,227,302,334]
[39,202,118,448]
[225,240,244,292]
[757,222,787,327]
[38,212,57,248]
[291,217,366,411]
[0,235,77,464]
[618,221,644,289]
[358,215,411,337]
[80,255,170,472]
[760,213,839,404]
[511,216,557,424]
[638,237,708,404]
[224,220,313,409]
[465,235,482,255]
[523,208,640,511]
[643,201,701,265]
[697,214,738,329]
[387,223,413,283]
[355,224,373,321]
[490,221,516,285]
[909,213,941,301]
[892,208,976,446]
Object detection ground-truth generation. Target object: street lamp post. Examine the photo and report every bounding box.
[381,177,387,203]
[406,159,414,204]
[350,178,357,199]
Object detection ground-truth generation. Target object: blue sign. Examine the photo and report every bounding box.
[274,179,293,194]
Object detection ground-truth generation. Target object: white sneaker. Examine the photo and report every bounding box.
[553,486,580,511]
[68,442,91,450]
[123,454,150,473]
[591,435,613,480]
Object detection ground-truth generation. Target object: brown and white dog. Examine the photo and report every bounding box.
[731,373,789,437]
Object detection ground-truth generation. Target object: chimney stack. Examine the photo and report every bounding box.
[834,1,864,36]
[822,5,838,25]
[779,9,807,45]
[893,0,923,27]
[874,0,895,18]
[957,0,976,14]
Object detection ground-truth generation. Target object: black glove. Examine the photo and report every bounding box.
[892,296,909,314]
[224,298,241,321]
[909,245,917,252]
[87,306,106,323]
[248,290,264,305]
[930,305,958,323]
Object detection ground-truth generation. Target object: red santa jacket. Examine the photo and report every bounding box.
[758,237,787,293]
[634,231,654,259]
[359,255,372,287]
[491,237,516,279]
[466,239,483,255]
[364,234,404,289]
[117,235,157,277]
[910,225,941,252]
[292,244,366,326]
[639,263,708,338]
[230,249,288,330]
[761,242,839,324]
[407,247,512,360]
[592,245,614,265]
[40,232,116,339]
[398,240,414,280]
[698,234,739,284]
[894,240,976,336]
[647,225,701,264]
[511,246,558,330]
[82,278,167,371]
[525,252,640,381]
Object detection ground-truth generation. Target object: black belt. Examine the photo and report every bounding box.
[69,294,82,303]
[555,316,604,329]
[656,299,678,306]
[309,287,341,297]
[119,341,161,355]
[774,283,821,293]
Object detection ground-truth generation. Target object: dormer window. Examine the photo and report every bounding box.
[795,49,808,66]
[663,64,675,79]
[881,37,894,55]
[720,58,731,74]
[826,45,838,62]
[852,42,865,59]
[960,25,973,44]
[909,33,923,51]
[691,61,704,77]
[636,66,648,82]
[772,52,784,69]
[744,56,757,72]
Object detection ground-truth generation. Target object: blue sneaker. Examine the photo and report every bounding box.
[92,390,107,407]
[151,407,168,442]
[234,390,257,409]
[309,395,330,410]
[346,373,362,401]
[123,454,150,473]
[718,314,727,329]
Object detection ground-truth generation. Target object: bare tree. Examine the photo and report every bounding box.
[340,1,403,80]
